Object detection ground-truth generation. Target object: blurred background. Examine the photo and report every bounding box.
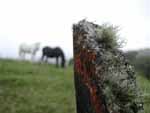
[0,0,149,113]
[0,0,149,60]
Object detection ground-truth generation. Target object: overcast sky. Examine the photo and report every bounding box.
[0,0,149,59]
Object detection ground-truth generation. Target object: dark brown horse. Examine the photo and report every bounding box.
[41,46,65,68]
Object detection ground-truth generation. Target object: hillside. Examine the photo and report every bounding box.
[0,59,76,113]
[0,59,149,113]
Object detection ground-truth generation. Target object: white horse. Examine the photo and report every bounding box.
[19,42,40,60]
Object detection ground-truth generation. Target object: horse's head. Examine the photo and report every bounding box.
[35,42,41,50]
[36,42,41,47]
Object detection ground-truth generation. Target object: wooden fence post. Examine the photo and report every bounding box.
[73,20,143,113]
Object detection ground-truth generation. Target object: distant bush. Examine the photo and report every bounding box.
[135,56,150,79]
[68,58,74,66]
[125,50,150,79]
[124,50,138,65]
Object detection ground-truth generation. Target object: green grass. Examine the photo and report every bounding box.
[0,59,76,113]
[0,59,149,113]
[137,75,150,113]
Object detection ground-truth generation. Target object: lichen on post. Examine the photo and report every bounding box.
[73,20,143,113]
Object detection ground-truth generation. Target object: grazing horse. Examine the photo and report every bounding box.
[19,42,40,60]
[41,46,66,68]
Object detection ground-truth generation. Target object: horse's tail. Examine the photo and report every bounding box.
[60,51,66,68]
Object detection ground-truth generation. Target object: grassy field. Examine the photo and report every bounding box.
[0,59,76,113]
[0,59,149,113]
[137,75,150,113]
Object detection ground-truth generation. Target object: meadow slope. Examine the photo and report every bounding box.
[0,59,149,113]
[0,59,76,113]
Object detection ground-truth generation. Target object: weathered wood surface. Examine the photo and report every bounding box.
[73,20,143,113]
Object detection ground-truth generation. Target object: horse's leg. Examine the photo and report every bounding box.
[45,56,48,63]
[19,52,23,60]
[31,53,35,61]
[22,52,25,60]
[41,55,47,63]
[19,50,22,59]
[56,57,59,68]
[41,54,45,62]
[60,53,65,68]
[19,50,24,60]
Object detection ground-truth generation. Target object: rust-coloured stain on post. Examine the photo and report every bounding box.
[74,48,107,113]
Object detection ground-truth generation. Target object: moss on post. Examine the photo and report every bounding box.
[73,20,143,113]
